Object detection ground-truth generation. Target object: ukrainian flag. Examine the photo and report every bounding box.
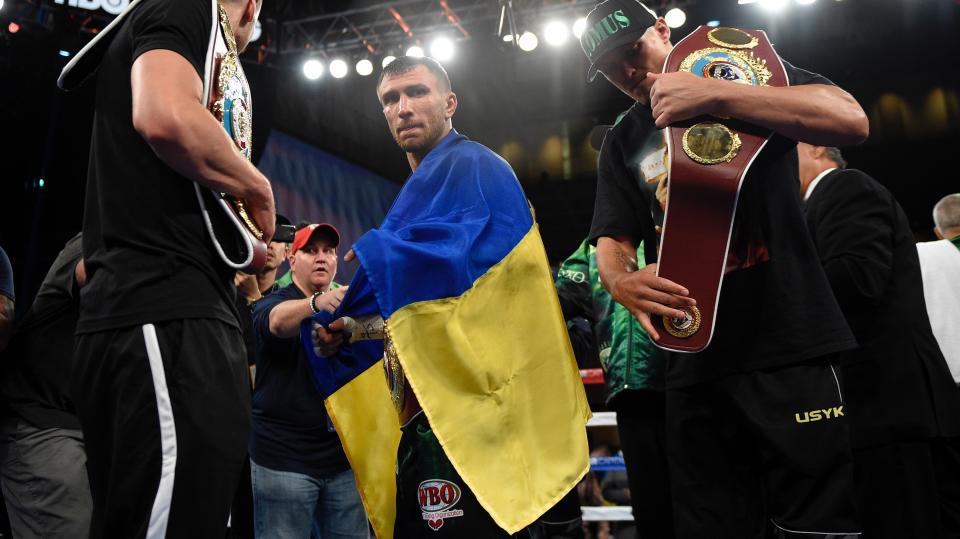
[302,130,590,536]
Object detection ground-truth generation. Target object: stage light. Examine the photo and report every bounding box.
[665,8,686,28]
[251,20,262,42]
[759,0,788,11]
[502,34,514,42]
[517,31,538,52]
[406,45,424,58]
[382,55,396,68]
[706,20,721,27]
[572,17,587,39]
[0,0,5,11]
[38,179,44,188]
[429,37,454,61]
[58,50,70,57]
[302,59,323,80]
[355,58,373,76]
[544,20,568,46]
[7,21,19,34]
[330,59,348,79]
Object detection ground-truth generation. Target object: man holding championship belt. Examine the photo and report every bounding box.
[580,0,868,536]
[58,0,273,536]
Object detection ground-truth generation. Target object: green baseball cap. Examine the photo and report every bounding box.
[580,0,658,81]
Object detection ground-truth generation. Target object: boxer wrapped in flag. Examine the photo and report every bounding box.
[300,56,590,538]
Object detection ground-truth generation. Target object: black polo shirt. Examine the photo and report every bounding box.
[250,283,349,478]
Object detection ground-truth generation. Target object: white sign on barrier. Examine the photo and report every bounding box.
[581,506,634,522]
[53,0,128,15]
[586,411,618,427]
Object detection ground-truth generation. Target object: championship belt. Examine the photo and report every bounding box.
[195,2,268,273]
[383,326,422,425]
[653,26,787,352]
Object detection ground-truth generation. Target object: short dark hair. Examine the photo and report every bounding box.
[377,56,452,94]
[824,147,847,169]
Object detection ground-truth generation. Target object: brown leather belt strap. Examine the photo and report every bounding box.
[653,26,788,353]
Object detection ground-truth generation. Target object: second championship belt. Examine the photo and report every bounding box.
[195,1,268,273]
[653,26,787,352]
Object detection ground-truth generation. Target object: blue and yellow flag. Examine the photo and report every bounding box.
[302,130,590,536]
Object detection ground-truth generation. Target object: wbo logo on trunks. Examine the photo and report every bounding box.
[418,479,464,531]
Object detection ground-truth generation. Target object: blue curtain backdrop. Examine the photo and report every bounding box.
[257,130,401,281]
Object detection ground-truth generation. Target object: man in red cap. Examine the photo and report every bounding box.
[248,223,368,538]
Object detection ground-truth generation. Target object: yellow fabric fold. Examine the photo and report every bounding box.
[387,224,592,533]
[324,363,401,539]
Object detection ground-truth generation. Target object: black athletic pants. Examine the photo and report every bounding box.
[853,440,941,538]
[614,389,674,539]
[666,361,860,539]
[73,319,250,538]
[935,435,960,539]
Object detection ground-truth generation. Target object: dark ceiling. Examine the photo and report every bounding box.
[2,0,959,303]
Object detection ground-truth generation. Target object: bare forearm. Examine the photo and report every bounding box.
[268,298,314,339]
[596,237,639,299]
[716,83,869,146]
[130,50,271,202]
[139,101,271,201]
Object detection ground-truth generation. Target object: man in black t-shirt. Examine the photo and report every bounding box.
[579,1,869,536]
[0,234,91,538]
[61,0,274,536]
[250,223,367,538]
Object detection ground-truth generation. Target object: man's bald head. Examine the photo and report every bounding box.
[933,193,960,239]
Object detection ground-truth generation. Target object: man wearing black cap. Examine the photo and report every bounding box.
[580,1,869,537]
[235,214,296,313]
[249,223,367,538]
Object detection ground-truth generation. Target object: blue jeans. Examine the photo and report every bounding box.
[251,460,368,539]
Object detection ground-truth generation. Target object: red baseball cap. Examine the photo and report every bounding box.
[291,223,340,254]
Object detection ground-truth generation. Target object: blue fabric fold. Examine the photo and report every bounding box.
[300,269,383,398]
[301,130,532,399]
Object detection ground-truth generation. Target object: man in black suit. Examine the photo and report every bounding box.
[799,143,960,538]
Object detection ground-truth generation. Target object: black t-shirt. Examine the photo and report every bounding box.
[589,59,856,388]
[77,0,238,333]
[249,283,349,478]
[0,234,82,429]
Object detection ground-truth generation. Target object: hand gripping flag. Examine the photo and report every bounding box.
[301,130,591,536]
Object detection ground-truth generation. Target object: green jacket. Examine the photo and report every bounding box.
[555,239,666,402]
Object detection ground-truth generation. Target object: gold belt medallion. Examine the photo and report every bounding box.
[383,333,406,414]
[663,306,702,339]
[682,122,742,165]
[706,27,759,49]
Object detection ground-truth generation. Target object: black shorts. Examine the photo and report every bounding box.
[666,360,860,538]
[73,318,250,539]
